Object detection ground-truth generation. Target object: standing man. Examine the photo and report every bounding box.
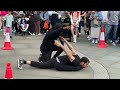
[105,11,120,46]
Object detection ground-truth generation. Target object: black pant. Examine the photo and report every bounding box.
[78,21,84,33]
[30,58,56,69]
[39,45,63,62]
[29,23,35,34]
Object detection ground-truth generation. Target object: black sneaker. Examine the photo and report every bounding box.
[17,59,24,70]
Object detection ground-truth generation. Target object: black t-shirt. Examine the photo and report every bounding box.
[40,28,63,52]
[62,17,71,27]
[54,55,83,71]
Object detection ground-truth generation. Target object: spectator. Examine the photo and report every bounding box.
[89,11,103,44]
[20,16,29,33]
[61,12,72,42]
[78,11,86,35]
[48,11,60,28]
[33,11,41,35]
[84,11,92,39]
[28,13,35,35]
[101,11,108,37]
[40,11,50,34]
[70,11,81,43]
[4,11,14,39]
[105,11,120,46]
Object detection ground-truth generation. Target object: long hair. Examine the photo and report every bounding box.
[71,11,80,17]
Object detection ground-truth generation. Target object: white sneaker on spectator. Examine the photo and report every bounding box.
[115,39,119,43]
[110,40,112,43]
[38,33,41,35]
[88,38,92,40]
[0,29,2,31]
[92,39,95,43]
[4,32,6,36]
[87,35,90,39]
[95,40,98,43]
[112,42,116,46]
[73,37,75,43]
[79,33,81,35]
[74,35,77,43]
[32,33,35,35]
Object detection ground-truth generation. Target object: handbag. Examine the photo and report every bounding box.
[43,20,49,30]
[93,19,98,25]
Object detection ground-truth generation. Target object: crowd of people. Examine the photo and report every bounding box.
[0,11,120,46]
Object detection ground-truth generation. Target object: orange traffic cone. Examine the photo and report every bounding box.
[1,27,14,50]
[97,26,107,48]
[5,63,13,79]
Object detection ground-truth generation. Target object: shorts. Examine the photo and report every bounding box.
[73,21,79,28]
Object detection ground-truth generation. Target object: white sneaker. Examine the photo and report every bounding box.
[4,32,6,36]
[32,33,35,35]
[87,35,90,39]
[74,35,77,43]
[110,40,112,43]
[79,33,81,35]
[95,40,98,43]
[73,36,76,43]
[112,42,116,46]
[73,36,75,43]
[88,38,92,40]
[0,29,2,31]
[115,39,119,43]
[92,39,95,43]
[38,33,41,35]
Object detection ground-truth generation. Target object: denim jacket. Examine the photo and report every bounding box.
[90,11,103,28]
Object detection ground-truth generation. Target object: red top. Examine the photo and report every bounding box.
[1,11,7,16]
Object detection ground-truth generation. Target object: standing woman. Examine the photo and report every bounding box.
[84,11,92,39]
[33,11,41,35]
[70,11,81,43]
[89,11,103,44]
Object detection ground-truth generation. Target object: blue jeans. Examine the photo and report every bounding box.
[78,21,84,33]
[105,24,118,42]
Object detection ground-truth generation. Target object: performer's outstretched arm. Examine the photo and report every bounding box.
[54,40,75,62]
[59,36,77,55]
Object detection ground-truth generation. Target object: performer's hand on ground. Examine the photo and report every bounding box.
[54,40,62,47]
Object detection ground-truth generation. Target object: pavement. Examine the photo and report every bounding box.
[0,29,120,79]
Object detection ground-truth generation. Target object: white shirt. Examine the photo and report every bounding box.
[101,11,108,23]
